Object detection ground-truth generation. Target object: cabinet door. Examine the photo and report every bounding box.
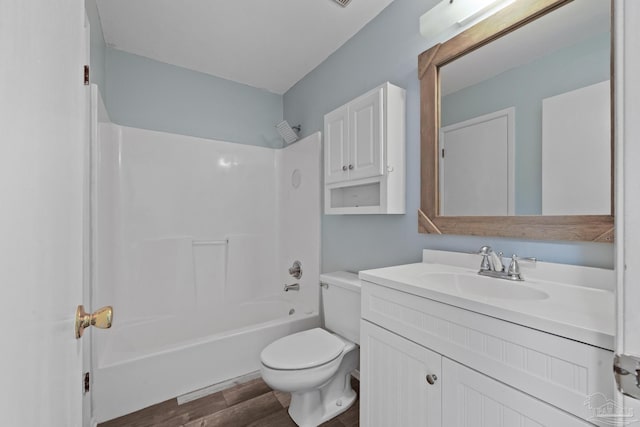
[324,105,349,184]
[361,320,442,427]
[442,358,593,427]
[349,87,384,181]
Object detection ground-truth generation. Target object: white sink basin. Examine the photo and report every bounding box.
[359,251,615,349]
[422,272,550,301]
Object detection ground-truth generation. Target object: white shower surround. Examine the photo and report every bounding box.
[91,98,321,422]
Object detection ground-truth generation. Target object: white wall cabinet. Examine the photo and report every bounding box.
[360,281,611,427]
[325,105,350,184]
[323,82,405,214]
[325,88,384,184]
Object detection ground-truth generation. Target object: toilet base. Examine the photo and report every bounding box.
[287,346,359,427]
[289,386,356,427]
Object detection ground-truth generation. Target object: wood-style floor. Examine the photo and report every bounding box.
[98,377,359,427]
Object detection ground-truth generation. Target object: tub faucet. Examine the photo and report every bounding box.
[284,283,300,292]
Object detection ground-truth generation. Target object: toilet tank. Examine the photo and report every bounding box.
[320,271,361,344]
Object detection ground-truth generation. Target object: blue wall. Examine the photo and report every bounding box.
[105,48,284,147]
[442,33,610,215]
[283,0,614,272]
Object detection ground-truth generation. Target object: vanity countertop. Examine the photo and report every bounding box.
[359,252,615,351]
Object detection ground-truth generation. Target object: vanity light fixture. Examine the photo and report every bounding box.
[419,0,516,40]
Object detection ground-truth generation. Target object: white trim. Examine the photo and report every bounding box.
[176,371,262,405]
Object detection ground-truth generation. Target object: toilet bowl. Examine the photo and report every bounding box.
[260,271,361,427]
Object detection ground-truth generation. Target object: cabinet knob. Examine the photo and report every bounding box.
[342,165,348,171]
[426,374,438,385]
[348,164,354,170]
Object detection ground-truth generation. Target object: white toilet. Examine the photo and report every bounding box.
[260,271,361,427]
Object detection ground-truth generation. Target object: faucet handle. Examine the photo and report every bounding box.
[477,246,492,255]
[477,246,492,271]
[507,254,537,280]
[288,260,302,279]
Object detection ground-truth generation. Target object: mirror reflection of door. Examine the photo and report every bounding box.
[541,80,611,215]
[439,107,515,216]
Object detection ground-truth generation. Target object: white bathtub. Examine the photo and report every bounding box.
[91,120,322,423]
[93,299,320,423]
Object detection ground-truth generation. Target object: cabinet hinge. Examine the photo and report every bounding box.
[84,65,90,86]
[83,372,90,393]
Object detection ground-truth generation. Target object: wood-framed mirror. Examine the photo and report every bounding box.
[418,0,614,242]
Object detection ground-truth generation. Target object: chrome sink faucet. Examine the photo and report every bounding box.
[477,247,536,281]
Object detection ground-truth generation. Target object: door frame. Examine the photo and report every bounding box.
[615,0,640,422]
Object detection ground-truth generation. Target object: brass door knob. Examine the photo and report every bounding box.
[75,305,113,339]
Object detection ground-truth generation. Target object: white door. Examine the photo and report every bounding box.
[0,1,87,426]
[615,0,640,424]
[349,87,384,181]
[360,321,442,427]
[324,105,349,184]
[439,108,515,216]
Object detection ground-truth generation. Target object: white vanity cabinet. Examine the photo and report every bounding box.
[360,281,613,427]
[323,82,405,214]
[441,358,593,427]
[361,320,442,426]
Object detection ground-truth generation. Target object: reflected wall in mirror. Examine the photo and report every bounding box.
[418,0,614,242]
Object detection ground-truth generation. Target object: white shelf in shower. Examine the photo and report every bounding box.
[192,239,229,246]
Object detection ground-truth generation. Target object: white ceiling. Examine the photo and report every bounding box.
[96,0,394,94]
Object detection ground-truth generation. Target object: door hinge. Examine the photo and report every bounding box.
[84,65,90,86]
[614,354,640,400]
[83,372,90,393]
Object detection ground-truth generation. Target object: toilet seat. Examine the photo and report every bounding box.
[260,328,345,370]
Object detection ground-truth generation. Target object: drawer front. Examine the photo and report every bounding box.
[362,282,613,423]
[443,358,593,427]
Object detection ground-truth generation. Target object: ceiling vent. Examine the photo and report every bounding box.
[333,0,352,7]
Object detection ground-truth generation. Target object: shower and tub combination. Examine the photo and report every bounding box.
[90,87,321,422]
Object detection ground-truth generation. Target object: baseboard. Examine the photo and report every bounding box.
[176,371,262,405]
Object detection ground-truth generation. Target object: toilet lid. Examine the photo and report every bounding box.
[260,328,345,370]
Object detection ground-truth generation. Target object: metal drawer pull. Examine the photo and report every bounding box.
[426,374,438,385]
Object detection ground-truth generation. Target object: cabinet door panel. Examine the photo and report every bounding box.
[324,105,349,184]
[443,358,593,427]
[349,88,384,180]
[361,320,442,427]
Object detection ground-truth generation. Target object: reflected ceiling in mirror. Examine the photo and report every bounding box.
[418,0,614,242]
